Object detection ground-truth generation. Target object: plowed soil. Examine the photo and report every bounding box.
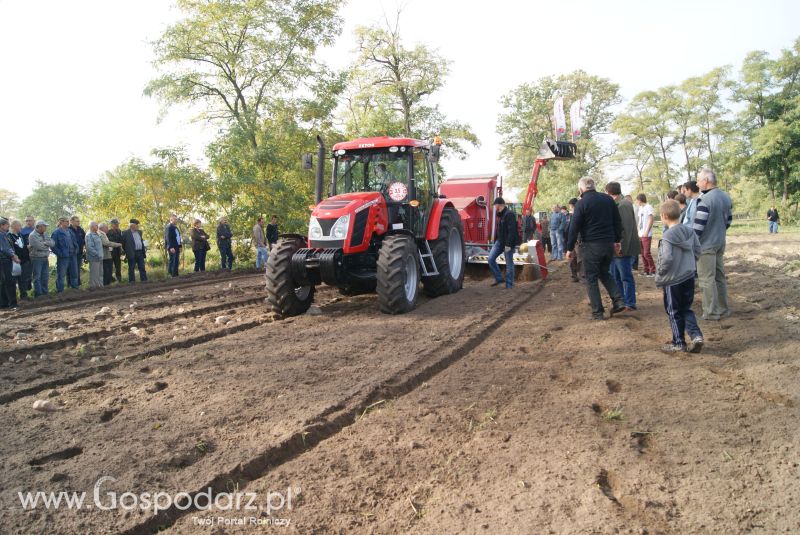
[1,233,798,534]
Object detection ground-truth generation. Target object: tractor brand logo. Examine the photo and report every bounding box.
[357,143,375,148]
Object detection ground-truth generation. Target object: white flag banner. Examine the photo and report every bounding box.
[553,96,567,140]
[569,99,583,141]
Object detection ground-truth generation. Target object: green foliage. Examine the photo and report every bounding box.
[344,12,479,159]
[88,149,213,255]
[20,181,87,226]
[0,189,21,219]
[497,70,621,209]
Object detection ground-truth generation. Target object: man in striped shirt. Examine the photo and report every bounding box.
[692,168,733,321]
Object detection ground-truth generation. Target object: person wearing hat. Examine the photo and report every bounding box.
[51,216,79,292]
[121,219,147,283]
[106,218,123,283]
[0,217,21,309]
[488,197,520,289]
[28,220,54,297]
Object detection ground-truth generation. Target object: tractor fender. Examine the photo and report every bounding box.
[425,199,456,241]
[278,233,308,246]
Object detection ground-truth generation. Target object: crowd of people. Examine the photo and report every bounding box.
[0,213,280,311]
[488,167,734,355]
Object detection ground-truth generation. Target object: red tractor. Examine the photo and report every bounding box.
[266,136,465,316]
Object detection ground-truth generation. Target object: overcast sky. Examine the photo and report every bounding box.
[1,0,798,201]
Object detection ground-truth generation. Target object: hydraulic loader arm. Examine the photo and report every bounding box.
[521,139,578,215]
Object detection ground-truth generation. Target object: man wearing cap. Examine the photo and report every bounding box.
[106,218,123,283]
[51,217,79,292]
[0,217,21,309]
[28,220,54,297]
[488,197,519,289]
[121,219,147,282]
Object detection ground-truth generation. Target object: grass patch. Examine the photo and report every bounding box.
[601,406,624,421]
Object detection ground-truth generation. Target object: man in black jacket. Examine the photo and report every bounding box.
[106,219,123,282]
[566,177,626,320]
[165,214,182,277]
[488,197,519,289]
[121,219,148,283]
[216,217,234,270]
[266,215,279,250]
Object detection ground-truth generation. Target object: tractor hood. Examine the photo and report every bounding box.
[312,192,384,219]
[308,192,387,252]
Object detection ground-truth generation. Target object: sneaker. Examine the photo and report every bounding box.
[591,314,606,321]
[660,343,687,354]
[609,305,627,317]
[688,337,704,353]
[490,280,502,287]
[701,314,720,321]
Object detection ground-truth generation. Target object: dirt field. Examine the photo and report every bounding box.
[0,233,798,534]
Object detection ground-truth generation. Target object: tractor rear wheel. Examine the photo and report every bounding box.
[377,235,420,314]
[266,238,315,317]
[422,207,466,297]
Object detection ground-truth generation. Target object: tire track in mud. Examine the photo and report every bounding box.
[0,291,344,405]
[121,281,545,535]
[0,270,264,320]
[0,294,269,360]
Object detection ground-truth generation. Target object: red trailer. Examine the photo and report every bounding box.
[438,139,577,280]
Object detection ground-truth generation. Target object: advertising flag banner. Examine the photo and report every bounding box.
[570,98,583,141]
[553,96,566,140]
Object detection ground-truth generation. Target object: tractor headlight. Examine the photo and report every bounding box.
[331,214,350,239]
[308,217,323,240]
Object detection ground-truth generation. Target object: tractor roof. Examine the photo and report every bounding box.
[332,136,429,151]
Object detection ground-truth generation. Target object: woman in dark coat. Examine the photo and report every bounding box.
[190,219,210,272]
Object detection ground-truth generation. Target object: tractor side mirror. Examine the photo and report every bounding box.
[302,153,313,170]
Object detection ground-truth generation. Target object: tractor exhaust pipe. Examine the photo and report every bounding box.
[315,135,325,205]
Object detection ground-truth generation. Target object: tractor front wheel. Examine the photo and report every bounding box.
[377,235,420,314]
[266,238,315,316]
[422,207,466,297]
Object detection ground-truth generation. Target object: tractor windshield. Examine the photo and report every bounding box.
[333,150,410,200]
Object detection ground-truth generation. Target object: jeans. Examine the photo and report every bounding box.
[697,246,728,319]
[550,231,563,260]
[74,253,83,285]
[769,221,779,233]
[0,259,16,308]
[582,241,624,317]
[610,255,636,308]
[194,248,207,272]
[640,237,655,274]
[219,243,234,270]
[168,248,180,277]
[663,277,702,346]
[56,256,75,293]
[488,241,515,288]
[32,258,49,296]
[128,250,148,282]
[255,246,268,269]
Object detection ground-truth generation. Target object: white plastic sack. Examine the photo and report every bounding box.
[12,262,22,277]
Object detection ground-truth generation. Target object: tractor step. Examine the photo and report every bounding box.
[418,240,439,277]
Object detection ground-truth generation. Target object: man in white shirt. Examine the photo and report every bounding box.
[635,194,655,277]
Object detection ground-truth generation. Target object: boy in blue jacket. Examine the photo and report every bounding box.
[656,201,703,354]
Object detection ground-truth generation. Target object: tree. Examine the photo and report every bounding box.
[146,0,344,150]
[89,149,213,255]
[344,12,479,158]
[497,71,621,208]
[613,89,679,196]
[20,181,87,226]
[0,189,21,219]
[683,67,731,177]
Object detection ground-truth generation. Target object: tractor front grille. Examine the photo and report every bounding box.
[349,210,370,248]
